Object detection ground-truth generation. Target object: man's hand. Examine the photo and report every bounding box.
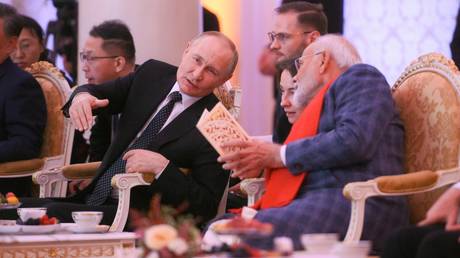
[418,187,460,231]
[68,179,91,195]
[217,139,283,179]
[123,149,169,175]
[69,93,109,131]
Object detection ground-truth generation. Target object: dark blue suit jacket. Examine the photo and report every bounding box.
[0,58,46,162]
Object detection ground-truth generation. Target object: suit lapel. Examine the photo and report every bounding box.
[149,93,218,151]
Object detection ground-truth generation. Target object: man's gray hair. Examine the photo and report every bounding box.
[309,34,362,70]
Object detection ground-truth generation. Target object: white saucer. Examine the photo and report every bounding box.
[0,225,20,234]
[64,223,109,233]
[21,224,59,234]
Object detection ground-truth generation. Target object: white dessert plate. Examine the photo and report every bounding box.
[63,223,109,233]
[21,224,59,234]
[0,225,20,234]
[0,203,21,209]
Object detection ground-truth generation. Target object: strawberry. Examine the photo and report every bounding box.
[6,192,15,198]
[40,215,49,225]
[48,217,57,225]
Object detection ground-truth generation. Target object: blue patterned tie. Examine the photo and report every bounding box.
[86,91,182,206]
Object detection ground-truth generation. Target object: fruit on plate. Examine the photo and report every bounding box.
[0,192,19,205]
[17,215,59,225]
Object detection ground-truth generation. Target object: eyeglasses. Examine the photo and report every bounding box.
[294,51,324,70]
[79,52,119,63]
[267,31,314,44]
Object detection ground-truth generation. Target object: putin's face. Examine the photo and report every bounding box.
[177,36,233,97]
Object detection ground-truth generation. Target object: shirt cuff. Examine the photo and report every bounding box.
[155,160,170,179]
[453,182,460,189]
[280,145,287,166]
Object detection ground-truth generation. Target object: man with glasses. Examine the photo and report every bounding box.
[69,20,136,193]
[218,35,408,254]
[268,1,327,143]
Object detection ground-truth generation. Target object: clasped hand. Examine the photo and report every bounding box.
[123,149,169,175]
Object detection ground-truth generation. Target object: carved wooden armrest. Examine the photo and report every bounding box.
[240,178,266,206]
[343,167,460,243]
[0,159,44,177]
[61,162,101,180]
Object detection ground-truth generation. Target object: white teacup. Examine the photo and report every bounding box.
[17,208,47,222]
[300,233,339,254]
[72,211,103,227]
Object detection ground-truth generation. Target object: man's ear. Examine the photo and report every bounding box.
[306,31,320,45]
[114,56,127,73]
[319,51,330,74]
[183,41,192,55]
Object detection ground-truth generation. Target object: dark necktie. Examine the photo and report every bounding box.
[86,91,182,206]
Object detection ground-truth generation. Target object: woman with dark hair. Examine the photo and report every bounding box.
[10,15,54,69]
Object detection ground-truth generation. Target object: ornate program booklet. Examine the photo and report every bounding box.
[197,102,249,156]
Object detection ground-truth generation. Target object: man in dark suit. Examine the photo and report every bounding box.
[218,35,408,253]
[0,3,46,196]
[68,20,136,193]
[1,31,237,226]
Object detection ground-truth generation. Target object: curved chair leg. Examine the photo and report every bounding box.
[110,173,150,232]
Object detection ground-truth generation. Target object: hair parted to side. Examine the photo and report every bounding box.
[90,20,136,64]
[276,1,328,35]
[278,57,298,77]
[190,31,239,75]
[0,3,22,38]
[18,15,44,44]
[309,34,361,70]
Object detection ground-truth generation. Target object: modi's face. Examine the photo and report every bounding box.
[292,47,324,108]
[177,36,233,97]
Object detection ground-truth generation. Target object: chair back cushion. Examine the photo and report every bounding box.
[392,53,460,223]
[26,62,73,162]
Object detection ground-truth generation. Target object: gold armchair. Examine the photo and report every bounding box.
[343,53,460,243]
[0,61,74,197]
[33,81,241,232]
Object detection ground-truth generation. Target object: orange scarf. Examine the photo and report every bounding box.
[253,81,332,209]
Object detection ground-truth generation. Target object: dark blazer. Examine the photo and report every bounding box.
[0,58,46,196]
[0,58,46,162]
[88,112,113,162]
[64,59,229,222]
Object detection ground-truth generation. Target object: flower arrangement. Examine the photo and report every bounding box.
[130,195,202,258]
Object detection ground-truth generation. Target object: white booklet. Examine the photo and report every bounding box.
[197,102,249,156]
